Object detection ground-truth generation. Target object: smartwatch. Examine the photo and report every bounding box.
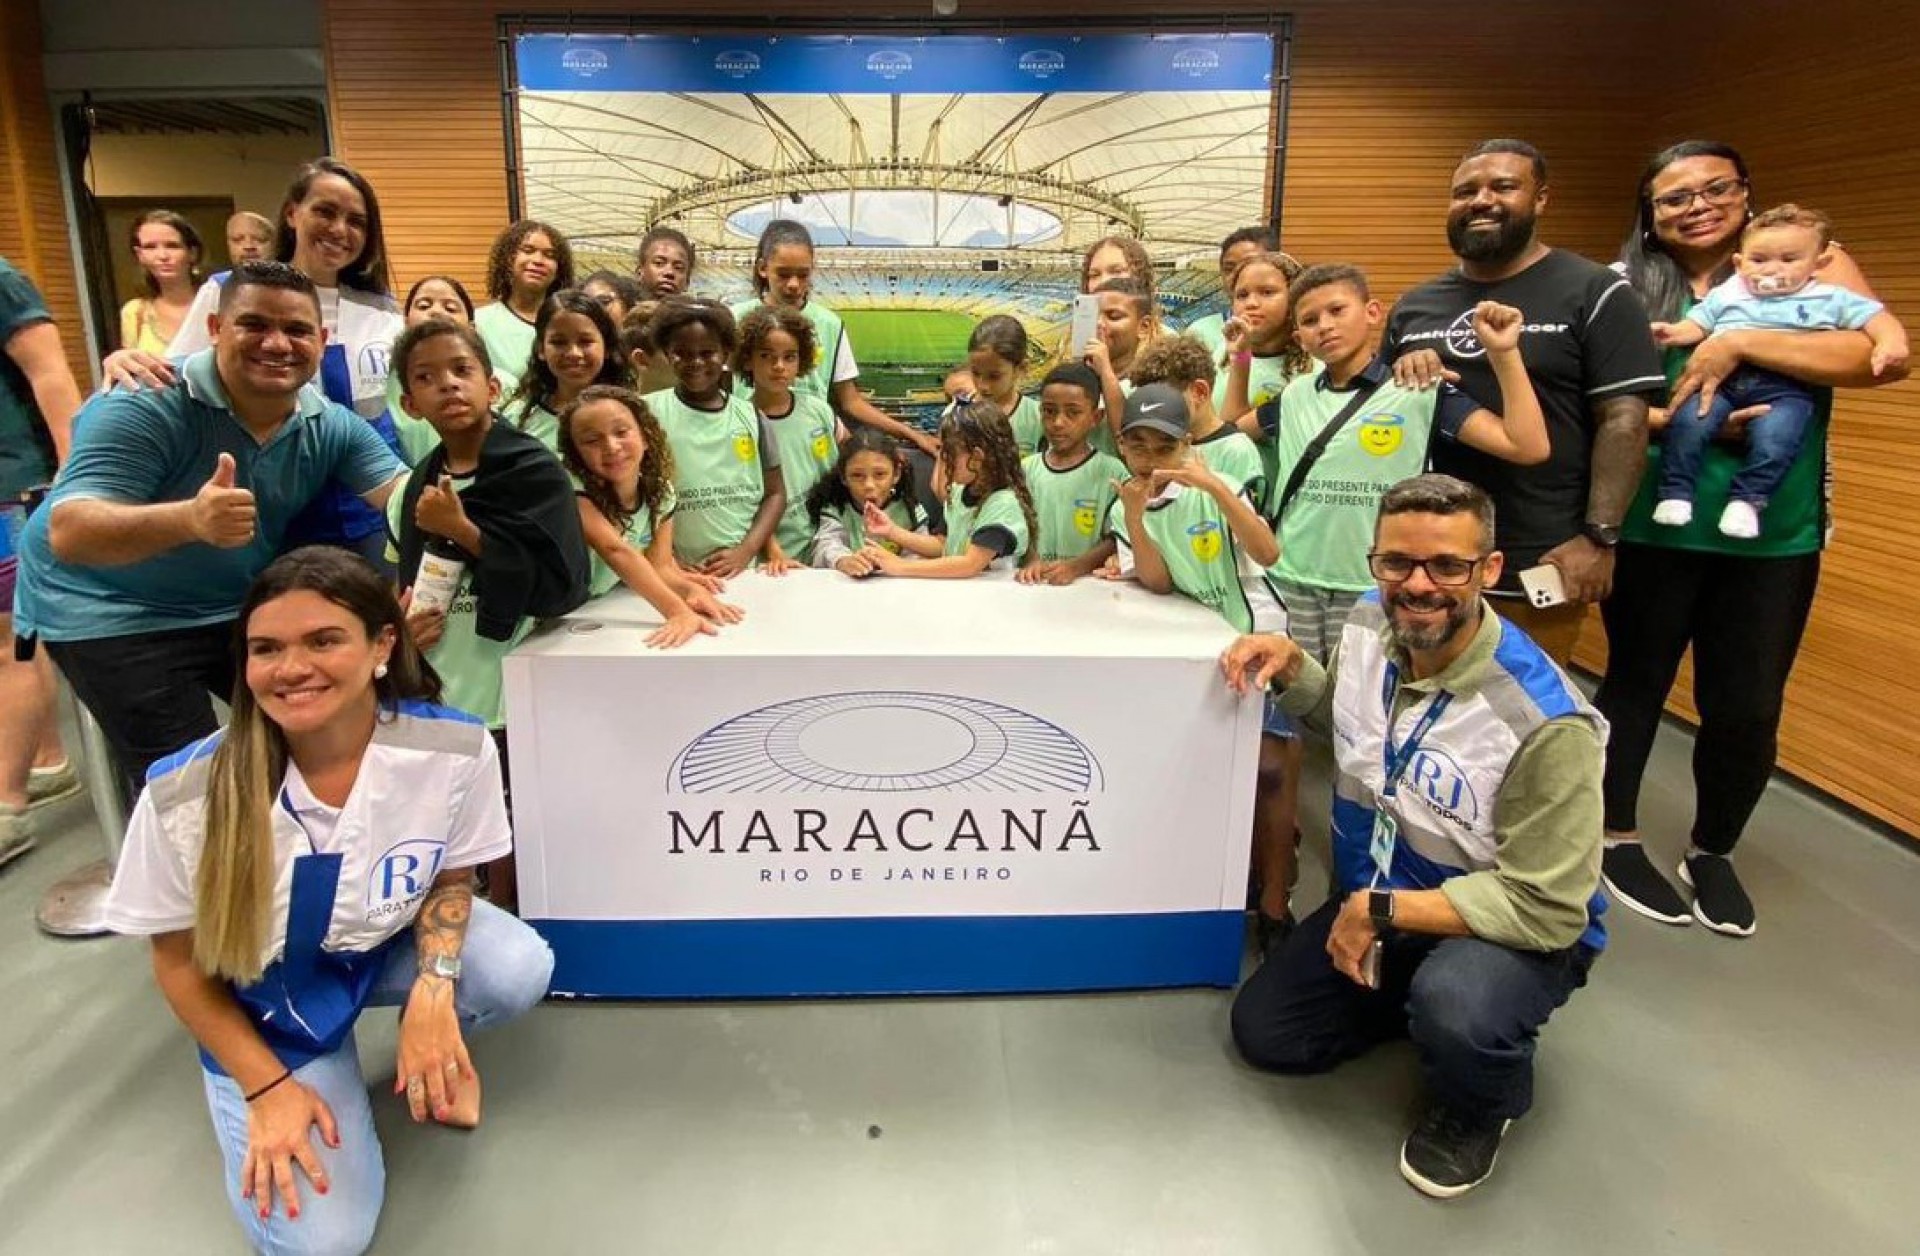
[421,954,463,982]
[1367,888,1396,930]
[1581,521,1622,548]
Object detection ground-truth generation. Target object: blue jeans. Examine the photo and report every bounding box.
[1231,895,1595,1120]
[199,900,553,1256]
[1658,366,1816,508]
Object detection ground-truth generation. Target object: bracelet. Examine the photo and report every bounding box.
[1232,351,1254,366]
[244,1068,293,1104]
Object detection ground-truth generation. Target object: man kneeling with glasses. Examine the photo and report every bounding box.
[1221,474,1606,1198]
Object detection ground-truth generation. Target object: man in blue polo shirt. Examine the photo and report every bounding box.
[15,261,403,793]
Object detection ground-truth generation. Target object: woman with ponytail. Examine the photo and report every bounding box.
[102,546,553,1255]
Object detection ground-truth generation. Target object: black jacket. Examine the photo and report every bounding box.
[394,419,589,641]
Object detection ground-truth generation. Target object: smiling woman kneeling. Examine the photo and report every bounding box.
[103,546,553,1256]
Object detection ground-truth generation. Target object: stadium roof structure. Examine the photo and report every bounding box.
[517,87,1272,265]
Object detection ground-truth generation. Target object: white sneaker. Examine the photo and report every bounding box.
[0,804,35,871]
[1718,500,1761,539]
[1651,499,1694,527]
[27,760,82,809]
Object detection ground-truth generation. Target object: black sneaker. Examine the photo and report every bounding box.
[1602,842,1691,925]
[1679,853,1755,937]
[1399,1102,1511,1199]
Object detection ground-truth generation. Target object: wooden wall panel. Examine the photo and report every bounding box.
[0,0,88,386]
[318,0,1920,838]
[1572,0,1920,837]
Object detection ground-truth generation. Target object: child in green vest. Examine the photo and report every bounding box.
[388,274,518,465]
[1220,250,1315,514]
[559,384,743,647]
[861,401,1035,579]
[1131,334,1268,504]
[1086,276,1159,454]
[807,428,929,578]
[1104,380,1300,948]
[475,219,573,380]
[499,289,627,454]
[388,317,591,910]
[1017,363,1126,586]
[642,297,788,579]
[968,315,1043,458]
[736,305,839,572]
[730,219,939,459]
[1254,263,1548,662]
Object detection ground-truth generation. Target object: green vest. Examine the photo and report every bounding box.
[1109,485,1268,632]
[499,397,560,456]
[1620,337,1827,556]
[383,470,533,728]
[828,497,923,555]
[761,393,841,555]
[1213,353,1309,513]
[943,484,1030,568]
[1001,393,1044,459]
[1272,374,1437,592]
[1023,449,1126,562]
[646,387,766,563]
[731,298,847,401]
[586,486,674,598]
[1185,312,1227,357]
[1192,425,1266,502]
[474,303,536,382]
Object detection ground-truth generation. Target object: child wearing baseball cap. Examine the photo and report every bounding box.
[1105,380,1300,948]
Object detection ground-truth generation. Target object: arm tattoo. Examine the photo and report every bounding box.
[1587,394,1650,524]
[415,878,474,964]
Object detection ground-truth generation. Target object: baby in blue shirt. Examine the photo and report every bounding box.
[1651,203,1907,538]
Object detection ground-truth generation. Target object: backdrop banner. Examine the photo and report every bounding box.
[515,32,1274,95]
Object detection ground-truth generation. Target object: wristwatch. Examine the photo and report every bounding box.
[1581,521,1622,548]
[1367,888,1396,930]
[421,954,463,981]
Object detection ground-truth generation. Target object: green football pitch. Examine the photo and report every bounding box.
[840,308,975,398]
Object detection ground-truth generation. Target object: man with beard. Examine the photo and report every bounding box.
[1384,140,1664,662]
[1219,474,1606,1199]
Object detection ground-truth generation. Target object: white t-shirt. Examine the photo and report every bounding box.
[105,702,511,971]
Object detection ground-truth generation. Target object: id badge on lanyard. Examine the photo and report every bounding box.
[1372,663,1451,884]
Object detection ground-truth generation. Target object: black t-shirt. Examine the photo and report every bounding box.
[1383,248,1665,575]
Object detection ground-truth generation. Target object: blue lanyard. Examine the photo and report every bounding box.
[1379,663,1452,800]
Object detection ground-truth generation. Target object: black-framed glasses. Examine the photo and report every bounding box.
[1367,552,1487,586]
[1649,176,1748,215]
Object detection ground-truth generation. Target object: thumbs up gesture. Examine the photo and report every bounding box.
[190,453,257,548]
[414,472,470,540]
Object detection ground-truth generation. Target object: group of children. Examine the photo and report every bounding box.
[360,211,1570,937]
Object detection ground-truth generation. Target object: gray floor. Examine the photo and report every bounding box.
[3,717,1919,1256]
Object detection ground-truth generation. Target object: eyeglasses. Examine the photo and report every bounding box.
[1649,176,1748,215]
[1367,552,1487,586]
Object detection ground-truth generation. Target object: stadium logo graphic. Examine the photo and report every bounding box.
[665,693,1105,858]
[714,50,762,79]
[1171,48,1222,78]
[1018,50,1067,79]
[866,50,914,81]
[560,47,610,79]
[670,691,1102,794]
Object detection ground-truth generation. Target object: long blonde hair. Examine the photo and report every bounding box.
[194,548,441,982]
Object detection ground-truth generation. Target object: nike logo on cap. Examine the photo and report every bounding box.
[1141,402,1164,412]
